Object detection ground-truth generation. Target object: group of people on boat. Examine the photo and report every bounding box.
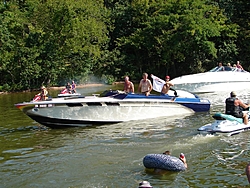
[33,80,77,101]
[124,73,174,96]
[216,61,244,72]
[60,80,77,94]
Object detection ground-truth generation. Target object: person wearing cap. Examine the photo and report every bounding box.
[124,76,134,93]
[225,91,250,125]
[161,75,174,95]
[138,181,153,188]
[138,73,152,96]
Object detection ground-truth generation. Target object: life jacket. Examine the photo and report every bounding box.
[225,97,241,115]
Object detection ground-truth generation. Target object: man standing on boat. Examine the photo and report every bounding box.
[161,75,174,95]
[138,73,152,96]
[123,76,134,93]
[225,91,250,125]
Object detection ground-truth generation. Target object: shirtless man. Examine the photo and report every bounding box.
[138,73,152,96]
[123,76,134,93]
[161,75,174,95]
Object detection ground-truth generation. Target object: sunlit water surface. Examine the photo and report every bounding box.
[1,85,250,188]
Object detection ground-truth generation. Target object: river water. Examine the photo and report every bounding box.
[1,85,250,188]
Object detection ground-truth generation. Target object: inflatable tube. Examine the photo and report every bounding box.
[143,154,186,172]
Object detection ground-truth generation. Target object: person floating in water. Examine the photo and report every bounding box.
[153,151,187,174]
[246,162,250,184]
[138,180,153,188]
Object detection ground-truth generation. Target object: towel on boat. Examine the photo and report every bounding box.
[151,75,165,93]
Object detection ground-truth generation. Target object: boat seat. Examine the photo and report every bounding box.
[213,113,243,123]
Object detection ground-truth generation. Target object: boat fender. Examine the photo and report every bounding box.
[143,154,186,172]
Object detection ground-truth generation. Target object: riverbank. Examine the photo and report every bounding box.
[0,82,124,95]
[49,83,108,90]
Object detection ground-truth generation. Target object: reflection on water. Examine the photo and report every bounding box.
[1,85,250,187]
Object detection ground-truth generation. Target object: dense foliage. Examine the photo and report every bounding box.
[0,0,249,91]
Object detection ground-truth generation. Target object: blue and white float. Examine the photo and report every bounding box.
[143,154,187,172]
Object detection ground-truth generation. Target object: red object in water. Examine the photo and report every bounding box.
[180,153,185,159]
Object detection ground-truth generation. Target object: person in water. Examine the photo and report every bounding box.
[138,73,152,96]
[225,91,250,125]
[246,162,250,184]
[123,76,134,93]
[138,181,153,188]
[161,75,174,95]
[154,151,187,174]
[162,150,171,155]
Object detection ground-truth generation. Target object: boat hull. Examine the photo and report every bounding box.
[15,97,194,128]
[102,90,211,112]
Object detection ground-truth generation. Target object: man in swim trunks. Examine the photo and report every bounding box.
[123,76,134,93]
[161,75,174,95]
[225,91,250,125]
[138,73,152,96]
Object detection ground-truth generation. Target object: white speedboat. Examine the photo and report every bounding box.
[171,67,250,93]
[198,112,250,136]
[15,95,195,128]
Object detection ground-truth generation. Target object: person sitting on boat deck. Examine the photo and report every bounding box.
[161,76,174,95]
[66,82,72,93]
[224,63,232,71]
[71,80,76,94]
[246,162,250,184]
[39,86,48,100]
[225,91,250,125]
[124,76,134,93]
[216,62,225,71]
[138,181,153,188]
[236,60,244,71]
[138,73,152,96]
